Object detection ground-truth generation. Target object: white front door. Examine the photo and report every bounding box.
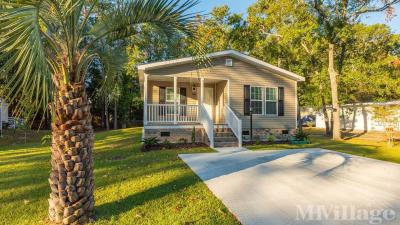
[203,87,214,118]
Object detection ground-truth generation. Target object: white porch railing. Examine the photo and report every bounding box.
[199,104,214,148]
[225,105,242,147]
[147,104,199,123]
[178,105,199,122]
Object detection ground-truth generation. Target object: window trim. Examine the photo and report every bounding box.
[265,87,278,116]
[165,87,179,104]
[250,86,263,115]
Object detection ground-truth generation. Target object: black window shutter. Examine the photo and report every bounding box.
[180,88,187,104]
[244,85,250,116]
[159,87,166,104]
[278,87,284,116]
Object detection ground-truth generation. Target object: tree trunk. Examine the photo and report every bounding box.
[328,43,341,140]
[105,99,110,130]
[48,84,94,224]
[361,105,368,133]
[297,97,302,131]
[321,94,330,136]
[101,98,105,129]
[351,104,357,131]
[113,100,117,130]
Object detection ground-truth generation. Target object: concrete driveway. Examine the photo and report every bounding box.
[179,148,400,225]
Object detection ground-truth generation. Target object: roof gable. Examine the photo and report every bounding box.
[137,50,305,82]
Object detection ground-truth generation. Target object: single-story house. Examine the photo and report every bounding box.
[138,50,305,147]
[0,98,8,123]
[310,101,400,132]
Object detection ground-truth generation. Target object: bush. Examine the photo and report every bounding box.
[162,139,173,149]
[142,137,159,151]
[267,134,275,143]
[191,127,196,143]
[179,138,188,144]
[254,135,261,145]
[294,129,309,141]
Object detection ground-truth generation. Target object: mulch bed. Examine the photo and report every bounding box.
[141,143,208,152]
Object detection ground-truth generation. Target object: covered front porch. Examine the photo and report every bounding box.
[143,75,228,125]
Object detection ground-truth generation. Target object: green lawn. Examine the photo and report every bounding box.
[0,128,239,225]
[247,130,400,164]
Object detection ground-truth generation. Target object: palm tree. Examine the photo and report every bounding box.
[0,0,198,224]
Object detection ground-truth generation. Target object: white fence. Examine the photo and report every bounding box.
[225,105,242,147]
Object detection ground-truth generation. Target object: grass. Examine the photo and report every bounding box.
[247,128,400,164]
[0,128,239,225]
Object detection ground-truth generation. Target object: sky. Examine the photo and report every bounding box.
[194,0,400,33]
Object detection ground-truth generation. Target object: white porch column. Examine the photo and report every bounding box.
[200,77,204,104]
[174,76,178,124]
[143,74,148,126]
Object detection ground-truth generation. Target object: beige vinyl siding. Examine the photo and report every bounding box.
[145,56,298,130]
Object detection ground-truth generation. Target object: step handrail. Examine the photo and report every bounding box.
[199,104,214,148]
[224,105,242,147]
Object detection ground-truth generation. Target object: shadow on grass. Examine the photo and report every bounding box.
[342,131,367,140]
[95,174,200,220]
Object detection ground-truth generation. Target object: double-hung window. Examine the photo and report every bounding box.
[250,87,263,114]
[165,87,178,104]
[265,87,277,115]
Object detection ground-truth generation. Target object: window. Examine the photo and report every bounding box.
[165,87,179,103]
[251,87,263,114]
[225,58,233,66]
[265,88,277,115]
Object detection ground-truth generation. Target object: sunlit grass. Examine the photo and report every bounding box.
[0,128,239,225]
[247,129,400,164]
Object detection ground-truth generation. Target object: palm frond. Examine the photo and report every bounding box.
[0,1,53,122]
[90,0,199,43]
[95,44,128,97]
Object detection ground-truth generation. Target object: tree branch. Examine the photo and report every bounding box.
[354,0,400,17]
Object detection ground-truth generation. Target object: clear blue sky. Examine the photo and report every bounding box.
[194,1,400,33]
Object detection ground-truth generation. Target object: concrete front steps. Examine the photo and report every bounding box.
[214,124,239,148]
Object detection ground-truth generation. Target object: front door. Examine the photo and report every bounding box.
[203,87,214,119]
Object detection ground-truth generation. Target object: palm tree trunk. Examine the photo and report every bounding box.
[113,100,117,130]
[328,43,341,140]
[48,84,94,224]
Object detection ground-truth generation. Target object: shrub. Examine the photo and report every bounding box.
[294,129,309,141]
[267,134,275,143]
[254,135,261,145]
[191,126,196,143]
[162,139,173,149]
[142,137,159,151]
[179,138,188,144]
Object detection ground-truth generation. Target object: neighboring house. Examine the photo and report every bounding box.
[138,50,305,147]
[0,98,8,123]
[312,101,400,132]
